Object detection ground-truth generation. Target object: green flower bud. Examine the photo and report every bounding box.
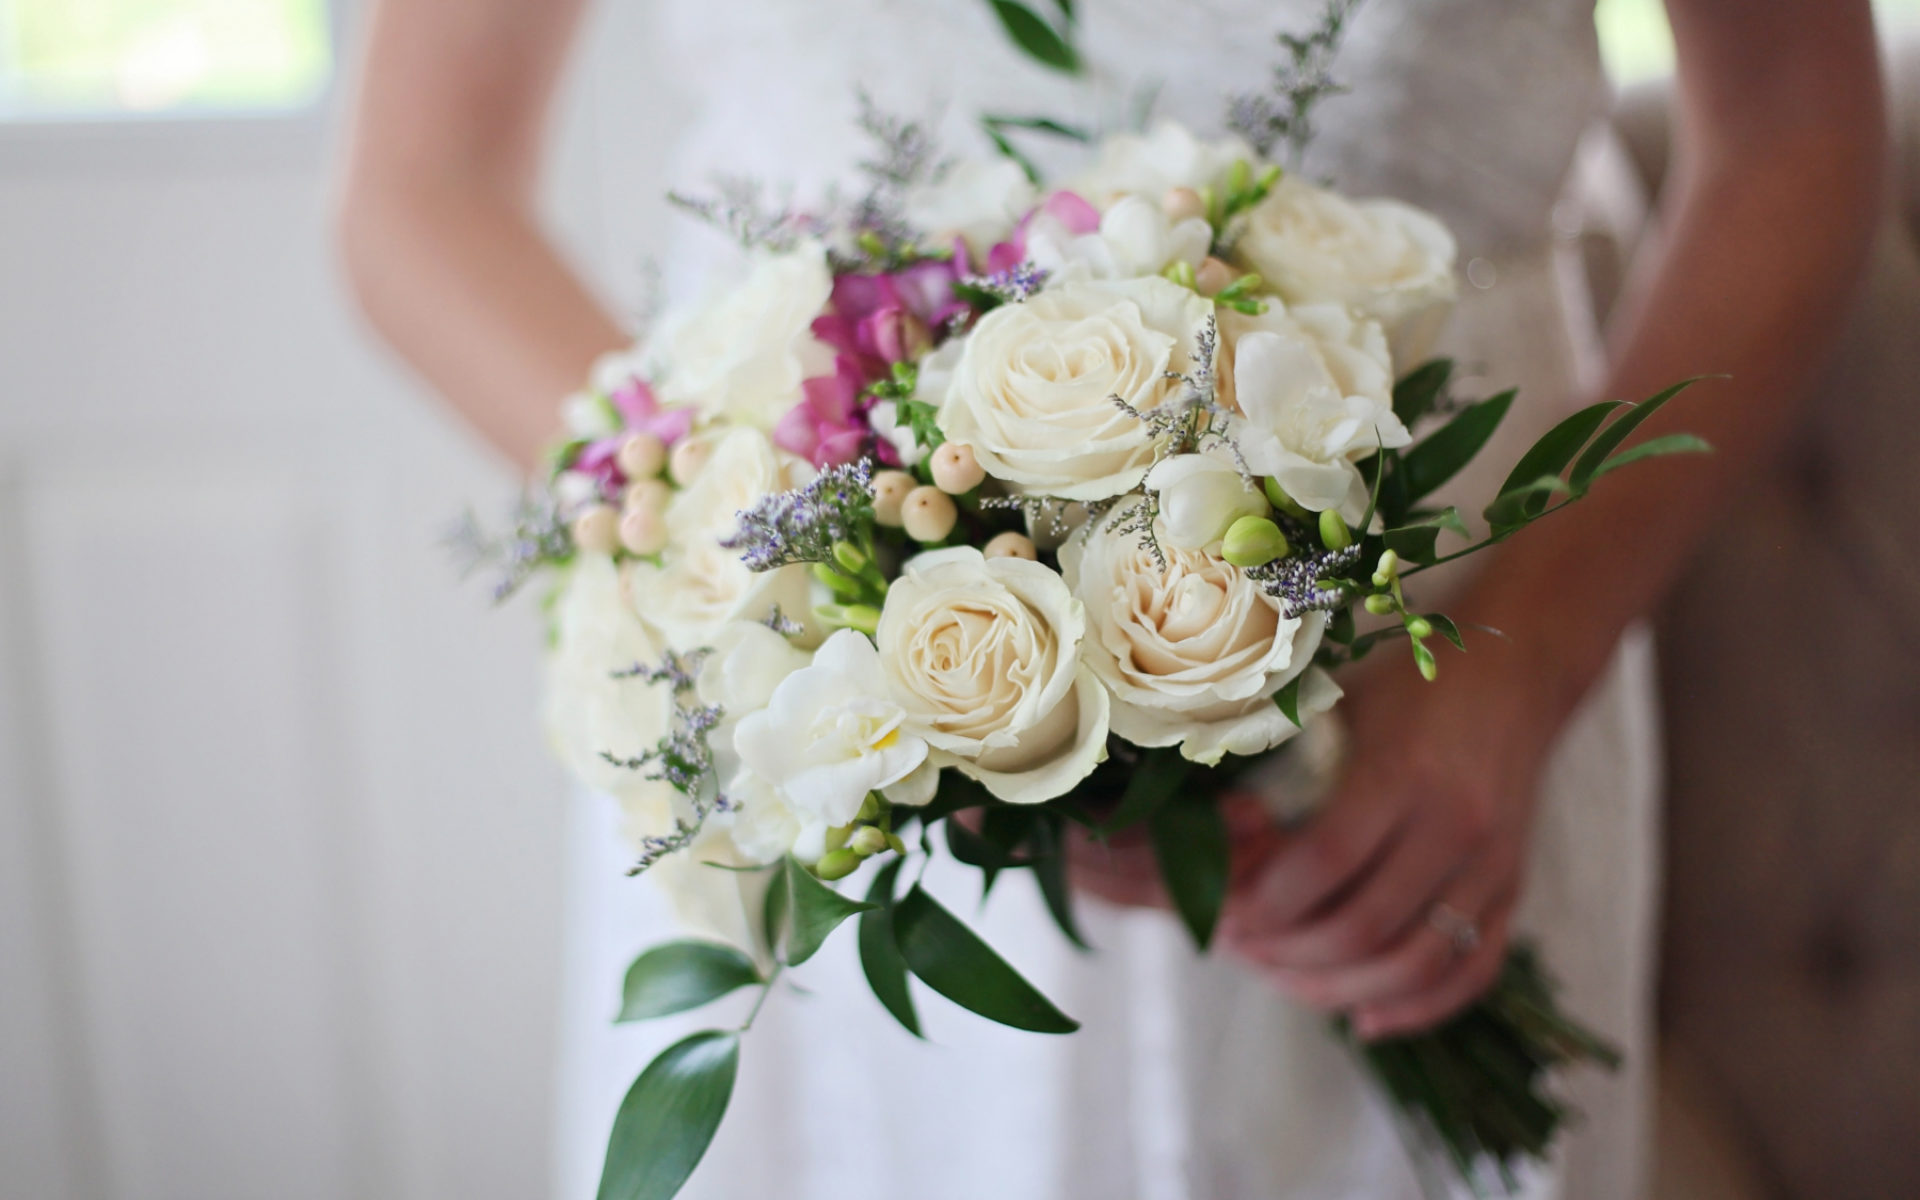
[832,541,869,573]
[1405,616,1434,640]
[823,824,852,853]
[1256,164,1283,193]
[1373,549,1401,587]
[812,562,864,599]
[1364,593,1395,616]
[815,848,861,881]
[886,833,909,855]
[1413,642,1438,682]
[1319,509,1352,551]
[1162,259,1198,290]
[1262,477,1308,517]
[1221,516,1290,567]
[856,792,886,823]
[849,826,890,857]
[815,603,881,635]
[1228,158,1252,199]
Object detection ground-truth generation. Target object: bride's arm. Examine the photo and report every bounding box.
[335,0,625,472]
[1226,0,1887,1037]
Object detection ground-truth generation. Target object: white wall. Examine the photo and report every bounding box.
[0,5,613,1195]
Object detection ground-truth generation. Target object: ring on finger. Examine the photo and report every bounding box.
[1427,901,1481,958]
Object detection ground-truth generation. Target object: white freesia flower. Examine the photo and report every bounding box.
[904,157,1036,255]
[696,620,812,715]
[723,768,825,865]
[1226,304,1408,523]
[1026,195,1213,282]
[1072,119,1252,202]
[877,547,1108,803]
[939,276,1212,501]
[627,428,817,649]
[1060,520,1340,764]
[1232,177,1458,365]
[735,630,929,829]
[651,241,837,429]
[1146,452,1271,551]
[542,554,678,801]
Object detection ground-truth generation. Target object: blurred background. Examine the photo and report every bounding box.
[0,2,1914,1198]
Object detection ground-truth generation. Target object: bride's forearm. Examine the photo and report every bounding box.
[1456,3,1885,721]
[339,178,625,472]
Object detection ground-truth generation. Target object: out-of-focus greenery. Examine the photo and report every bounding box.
[1599,0,1920,84]
[0,0,329,115]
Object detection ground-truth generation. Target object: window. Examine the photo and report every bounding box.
[0,0,330,119]
[1598,0,1920,85]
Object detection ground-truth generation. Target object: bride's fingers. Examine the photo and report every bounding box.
[1256,875,1514,1014]
[1225,807,1481,971]
[1065,825,1165,908]
[1352,893,1518,1040]
[1227,781,1410,938]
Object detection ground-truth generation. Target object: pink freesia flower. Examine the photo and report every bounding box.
[609,378,695,446]
[776,356,871,467]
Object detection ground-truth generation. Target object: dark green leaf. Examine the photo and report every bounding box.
[1029,823,1091,951]
[617,941,762,1023]
[1424,613,1466,652]
[987,1,1081,73]
[1053,0,1075,22]
[784,857,876,966]
[597,1030,739,1200]
[1483,475,1573,532]
[760,858,789,956]
[893,886,1080,1033]
[1392,358,1453,428]
[1495,400,1621,518]
[1099,748,1191,834]
[857,859,921,1037]
[979,122,1041,184]
[1273,673,1305,728]
[1588,432,1712,481]
[1568,378,1709,492]
[1400,389,1516,504]
[1383,507,1468,564]
[1149,797,1231,950]
[981,113,1092,141]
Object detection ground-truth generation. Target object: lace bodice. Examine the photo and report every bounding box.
[638,0,1604,259]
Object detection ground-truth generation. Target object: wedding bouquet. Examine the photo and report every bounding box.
[460,20,1705,1200]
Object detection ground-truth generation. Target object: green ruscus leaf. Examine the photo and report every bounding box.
[1099,747,1191,834]
[1586,432,1712,481]
[598,1030,739,1200]
[1569,378,1710,492]
[1382,506,1469,564]
[617,941,762,1023]
[1494,400,1621,520]
[987,0,1081,73]
[1400,389,1516,504]
[893,885,1080,1033]
[1392,358,1453,428]
[1274,673,1305,728]
[857,858,921,1037]
[784,856,876,967]
[1149,796,1232,950]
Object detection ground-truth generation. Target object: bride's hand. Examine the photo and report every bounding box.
[1219,640,1560,1040]
[1066,794,1283,911]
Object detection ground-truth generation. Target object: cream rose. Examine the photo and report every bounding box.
[876,547,1109,803]
[1059,521,1340,764]
[1071,119,1253,202]
[1231,177,1457,365]
[626,428,819,650]
[1224,302,1408,523]
[651,241,837,429]
[939,276,1213,501]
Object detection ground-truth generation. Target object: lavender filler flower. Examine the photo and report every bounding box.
[721,459,877,572]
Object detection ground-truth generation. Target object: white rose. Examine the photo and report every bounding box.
[904,158,1036,256]
[735,630,930,829]
[1059,521,1341,765]
[1146,452,1271,551]
[627,428,818,649]
[652,241,837,429]
[1226,304,1408,524]
[939,276,1212,501]
[1073,119,1253,202]
[1025,195,1213,282]
[1232,177,1457,365]
[877,547,1109,803]
[542,554,679,800]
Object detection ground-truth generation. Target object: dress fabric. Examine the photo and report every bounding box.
[554,2,1661,1197]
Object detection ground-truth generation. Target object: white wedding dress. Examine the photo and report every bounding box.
[554,2,1661,1197]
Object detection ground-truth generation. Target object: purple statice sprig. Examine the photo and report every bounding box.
[445,493,573,604]
[668,175,825,252]
[955,260,1049,310]
[599,650,734,876]
[1243,539,1364,619]
[722,459,877,574]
